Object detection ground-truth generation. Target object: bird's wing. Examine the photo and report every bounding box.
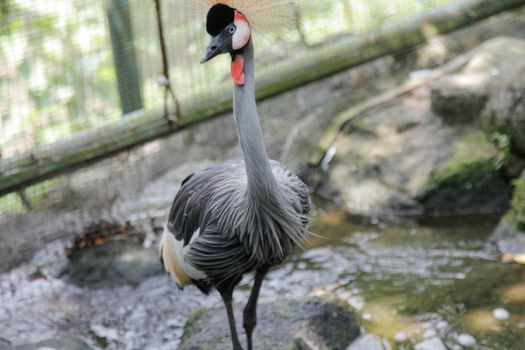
[270,160,311,220]
[167,161,246,244]
[165,161,255,288]
[166,171,209,245]
[186,226,256,288]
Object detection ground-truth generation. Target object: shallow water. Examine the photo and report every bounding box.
[1,210,524,349]
[305,211,525,349]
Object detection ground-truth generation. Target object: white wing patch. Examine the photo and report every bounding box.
[160,228,206,288]
[174,228,207,281]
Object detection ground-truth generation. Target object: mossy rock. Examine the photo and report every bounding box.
[472,37,525,157]
[178,295,360,350]
[418,131,512,214]
[511,171,525,230]
[491,171,525,259]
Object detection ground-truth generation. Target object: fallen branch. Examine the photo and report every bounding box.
[309,52,474,167]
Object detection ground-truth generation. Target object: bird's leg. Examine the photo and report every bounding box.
[243,266,269,350]
[219,287,244,350]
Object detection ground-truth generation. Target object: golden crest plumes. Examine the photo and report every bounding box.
[192,0,296,34]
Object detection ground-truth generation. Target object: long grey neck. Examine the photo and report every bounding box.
[233,40,279,201]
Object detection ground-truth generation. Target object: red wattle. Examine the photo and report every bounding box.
[231,55,245,86]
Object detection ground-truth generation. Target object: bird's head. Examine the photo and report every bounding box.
[200,3,251,64]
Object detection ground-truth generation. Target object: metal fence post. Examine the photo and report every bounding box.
[107,0,143,115]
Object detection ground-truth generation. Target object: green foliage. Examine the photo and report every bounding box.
[0,1,119,158]
[491,131,511,171]
[0,0,9,18]
[0,0,457,160]
[0,175,66,214]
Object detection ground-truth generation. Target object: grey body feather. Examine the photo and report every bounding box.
[166,39,310,291]
[167,159,309,288]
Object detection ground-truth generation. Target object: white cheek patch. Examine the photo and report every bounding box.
[232,19,251,50]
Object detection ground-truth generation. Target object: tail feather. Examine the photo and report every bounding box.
[160,229,191,288]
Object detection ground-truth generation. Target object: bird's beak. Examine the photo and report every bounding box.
[200,32,231,64]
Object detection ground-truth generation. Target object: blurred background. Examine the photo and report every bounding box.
[1,0,525,349]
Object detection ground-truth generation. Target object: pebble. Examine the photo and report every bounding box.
[348,295,365,311]
[394,332,407,342]
[336,289,352,300]
[436,321,448,330]
[492,308,510,321]
[415,337,447,350]
[347,334,385,350]
[457,333,476,347]
[362,313,373,321]
[423,329,437,338]
[90,324,119,341]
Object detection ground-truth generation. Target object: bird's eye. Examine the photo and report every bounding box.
[229,25,236,34]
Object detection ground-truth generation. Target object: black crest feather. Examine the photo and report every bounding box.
[206,4,235,36]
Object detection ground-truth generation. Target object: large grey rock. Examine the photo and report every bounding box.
[483,80,525,157]
[431,73,488,124]
[60,239,163,288]
[14,336,92,350]
[416,131,511,215]
[178,296,360,350]
[323,91,511,216]
[430,37,525,155]
[478,37,525,156]
[0,339,12,350]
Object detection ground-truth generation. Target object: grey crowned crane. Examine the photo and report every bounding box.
[159,2,310,349]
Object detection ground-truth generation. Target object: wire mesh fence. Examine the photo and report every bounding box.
[1,0,458,159]
[1,0,525,348]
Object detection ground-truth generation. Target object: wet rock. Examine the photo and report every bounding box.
[178,296,360,350]
[492,308,510,321]
[347,334,388,350]
[415,337,446,350]
[492,170,525,261]
[0,339,12,350]
[14,336,92,350]
[457,333,476,347]
[60,239,163,288]
[393,332,408,342]
[417,131,511,215]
